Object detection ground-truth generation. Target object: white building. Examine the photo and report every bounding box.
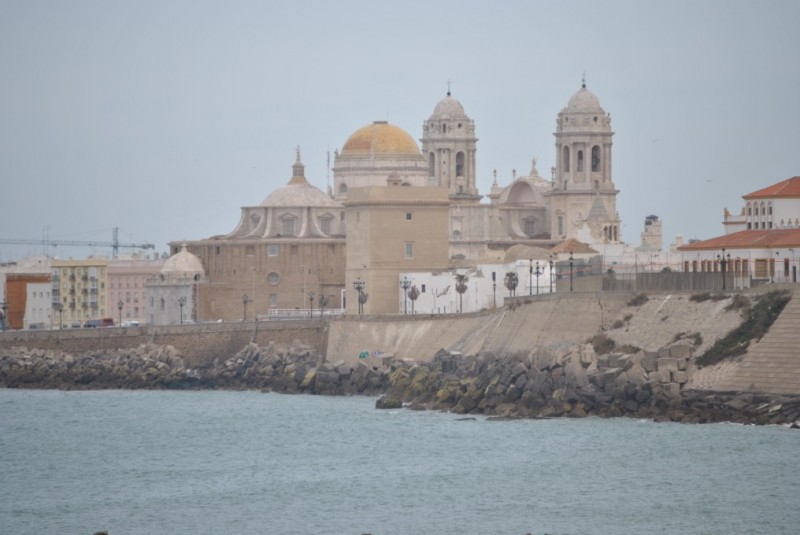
[679,176,800,285]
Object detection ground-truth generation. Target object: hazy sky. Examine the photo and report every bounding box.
[1,0,798,261]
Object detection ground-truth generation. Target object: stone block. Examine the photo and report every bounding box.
[641,352,658,373]
[671,371,688,384]
[597,367,622,388]
[657,358,678,372]
[670,344,692,360]
[609,354,634,371]
[677,358,688,371]
[658,347,671,359]
[655,370,671,384]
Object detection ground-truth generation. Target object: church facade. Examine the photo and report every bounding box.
[169,82,625,320]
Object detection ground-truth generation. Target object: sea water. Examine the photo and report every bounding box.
[1,389,798,535]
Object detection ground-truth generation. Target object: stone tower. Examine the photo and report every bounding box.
[421,90,481,202]
[547,80,621,244]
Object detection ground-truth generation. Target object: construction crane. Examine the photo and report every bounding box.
[0,227,155,258]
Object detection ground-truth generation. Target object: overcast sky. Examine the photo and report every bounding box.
[1,0,798,262]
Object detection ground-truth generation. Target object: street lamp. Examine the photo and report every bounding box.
[242,294,250,322]
[549,255,554,294]
[353,278,365,315]
[54,302,63,330]
[569,252,574,292]
[178,296,186,325]
[400,277,411,314]
[117,300,123,326]
[308,291,315,318]
[319,294,328,317]
[533,261,543,295]
[528,259,533,296]
[1,298,7,331]
[717,248,730,290]
[492,272,497,308]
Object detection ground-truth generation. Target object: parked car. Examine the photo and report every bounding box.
[121,320,140,327]
[84,318,115,328]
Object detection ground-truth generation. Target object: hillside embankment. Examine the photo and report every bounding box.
[1,287,798,424]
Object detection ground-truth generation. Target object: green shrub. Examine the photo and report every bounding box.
[590,333,616,355]
[627,293,648,307]
[696,291,791,367]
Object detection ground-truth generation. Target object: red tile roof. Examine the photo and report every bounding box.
[743,177,800,199]
[678,228,800,251]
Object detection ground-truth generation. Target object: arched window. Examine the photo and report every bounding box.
[456,152,465,177]
[442,123,447,133]
[591,145,600,172]
[747,203,751,216]
[428,153,435,178]
[577,150,584,172]
[562,146,570,172]
[524,217,536,237]
[339,183,348,195]
[268,272,280,285]
[453,229,462,239]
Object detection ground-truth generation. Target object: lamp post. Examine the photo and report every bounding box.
[717,249,730,290]
[242,294,250,322]
[308,291,315,318]
[400,277,411,314]
[353,278,365,315]
[533,261,542,295]
[54,302,63,330]
[1,298,8,331]
[492,272,497,308]
[569,252,574,292]
[319,294,328,317]
[178,296,186,325]
[549,255,554,294]
[528,259,533,296]
[117,300,123,326]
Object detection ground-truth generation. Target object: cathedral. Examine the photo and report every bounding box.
[168,82,624,320]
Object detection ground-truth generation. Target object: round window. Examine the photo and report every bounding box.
[268,272,280,285]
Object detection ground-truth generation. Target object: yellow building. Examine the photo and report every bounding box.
[51,258,109,326]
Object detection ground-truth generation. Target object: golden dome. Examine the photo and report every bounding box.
[341,121,420,156]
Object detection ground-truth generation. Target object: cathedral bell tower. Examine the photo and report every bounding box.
[548,79,621,244]
[421,90,481,202]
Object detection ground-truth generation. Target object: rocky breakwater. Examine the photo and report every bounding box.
[377,346,800,426]
[0,340,392,395]
[0,344,189,389]
[209,342,389,395]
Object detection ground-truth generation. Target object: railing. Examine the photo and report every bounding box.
[262,308,345,320]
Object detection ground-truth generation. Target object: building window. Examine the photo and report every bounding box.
[453,229,462,239]
[591,145,600,172]
[246,245,255,256]
[456,152,465,177]
[320,217,332,234]
[406,212,413,221]
[428,153,435,178]
[562,146,570,172]
[269,294,277,307]
[290,245,298,256]
[282,218,295,236]
[577,150,584,172]
[268,272,280,285]
[268,245,278,257]
[216,246,221,255]
[405,242,414,259]
[524,218,536,237]
[339,183,348,195]
[558,216,564,237]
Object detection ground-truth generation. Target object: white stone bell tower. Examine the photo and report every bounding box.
[421,89,481,202]
[547,78,621,244]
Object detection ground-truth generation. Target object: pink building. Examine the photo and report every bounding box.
[107,254,165,324]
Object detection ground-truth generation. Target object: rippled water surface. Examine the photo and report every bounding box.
[1,389,799,534]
